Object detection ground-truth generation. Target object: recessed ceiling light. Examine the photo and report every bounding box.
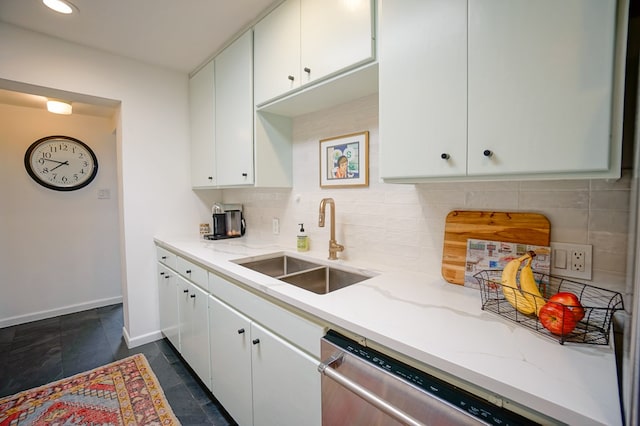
[42,0,77,15]
[47,99,73,115]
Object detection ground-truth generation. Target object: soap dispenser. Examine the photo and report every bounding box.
[297,223,309,252]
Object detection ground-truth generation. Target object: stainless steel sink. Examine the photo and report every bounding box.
[279,267,371,294]
[234,255,323,277]
[232,253,374,294]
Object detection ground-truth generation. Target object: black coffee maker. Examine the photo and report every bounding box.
[212,212,227,238]
[207,203,246,240]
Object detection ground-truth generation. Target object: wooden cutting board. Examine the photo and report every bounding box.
[442,210,550,285]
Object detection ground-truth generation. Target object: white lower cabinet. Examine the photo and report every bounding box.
[208,296,253,425]
[178,277,210,385]
[250,321,321,426]
[208,295,321,426]
[157,263,180,349]
[156,244,322,426]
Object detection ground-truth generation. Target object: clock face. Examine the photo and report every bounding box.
[24,136,98,191]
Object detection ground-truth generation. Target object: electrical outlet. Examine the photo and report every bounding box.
[550,242,592,280]
[571,250,586,272]
[272,218,279,235]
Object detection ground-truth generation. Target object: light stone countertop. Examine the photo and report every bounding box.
[154,235,622,426]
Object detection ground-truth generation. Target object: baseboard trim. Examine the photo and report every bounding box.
[123,326,163,349]
[0,296,123,329]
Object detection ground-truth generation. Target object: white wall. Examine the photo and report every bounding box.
[0,23,209,345]
[0,104,121,326]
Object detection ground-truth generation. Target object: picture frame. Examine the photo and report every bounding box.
[319,131,369,188]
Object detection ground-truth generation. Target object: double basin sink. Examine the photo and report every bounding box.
[232,253,375,295]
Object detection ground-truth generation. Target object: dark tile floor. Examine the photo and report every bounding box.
[0,303,236,425]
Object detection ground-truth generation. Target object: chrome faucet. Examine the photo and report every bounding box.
[319,198,344,260]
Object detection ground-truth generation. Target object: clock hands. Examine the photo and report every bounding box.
[42,158,70,171]
[50,161,69,171]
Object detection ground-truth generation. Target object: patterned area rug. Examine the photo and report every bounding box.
[0,353,180,425]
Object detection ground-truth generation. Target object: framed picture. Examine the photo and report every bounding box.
[319,131,369,188]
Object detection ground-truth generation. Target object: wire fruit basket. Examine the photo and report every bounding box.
[474,270,624,345]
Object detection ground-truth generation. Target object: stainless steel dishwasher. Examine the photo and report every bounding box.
[319,330,539,426]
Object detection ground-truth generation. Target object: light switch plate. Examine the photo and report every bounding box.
[550,242,592,280]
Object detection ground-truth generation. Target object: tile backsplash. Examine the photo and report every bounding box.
[224,94,632,296]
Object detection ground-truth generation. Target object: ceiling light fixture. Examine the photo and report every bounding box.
[42,0,76,15]
[47,99,73,115]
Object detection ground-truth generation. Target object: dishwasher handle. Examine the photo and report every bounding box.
[318,352,426,426]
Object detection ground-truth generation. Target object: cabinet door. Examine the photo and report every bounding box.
[251,322,321,426]
[467,0,616,175]
[189,59,216,188]
[300,0,374,85]
[215,30,254,186]
[254,0,301,105]
[157,263,179,349]
[379,0,467,179]
[209,296,253,426]
[178,277,210,385]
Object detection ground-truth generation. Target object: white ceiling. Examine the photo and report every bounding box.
[0,0,280,116]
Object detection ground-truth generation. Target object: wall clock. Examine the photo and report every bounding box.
[24,135,98,191]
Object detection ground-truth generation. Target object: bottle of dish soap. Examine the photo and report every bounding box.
[297,223,309,252]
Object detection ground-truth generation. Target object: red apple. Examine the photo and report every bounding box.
[538,301,579,335]
[548,292,585,322]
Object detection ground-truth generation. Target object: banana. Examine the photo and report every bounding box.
[500,253,536,315]
[519,252,546,316]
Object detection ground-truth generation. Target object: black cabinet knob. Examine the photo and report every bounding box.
[252,338,260,345]
[190,294,196,299]
[165,275,170,279]
[183,289,189,293]
[161,256,167,260]
[288,75,294,81]
[160,272,165,276]
[242,172,248,177]
[237,328,245,334]
[208,176,213,180]
[186,270,191,274]
[304,67,311,73]
[483,149,493,157]
[441,153,450,160]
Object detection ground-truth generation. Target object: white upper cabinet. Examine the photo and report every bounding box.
[215,30,254,186]
[380,0,623,182]
[300,0,375,85]
[189,60,216,188]
[254,0,375,106]
[467,0,617,176]
[379,0,467,179]
[254,0,301,105]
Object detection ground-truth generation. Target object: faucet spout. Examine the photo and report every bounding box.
[318,198,344,260]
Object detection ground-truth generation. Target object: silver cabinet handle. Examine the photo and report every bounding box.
[318,353,426,426]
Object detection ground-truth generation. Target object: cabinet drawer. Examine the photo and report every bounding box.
[209,272,325,357]
[176,256,208,290]
[156,246,177,270]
